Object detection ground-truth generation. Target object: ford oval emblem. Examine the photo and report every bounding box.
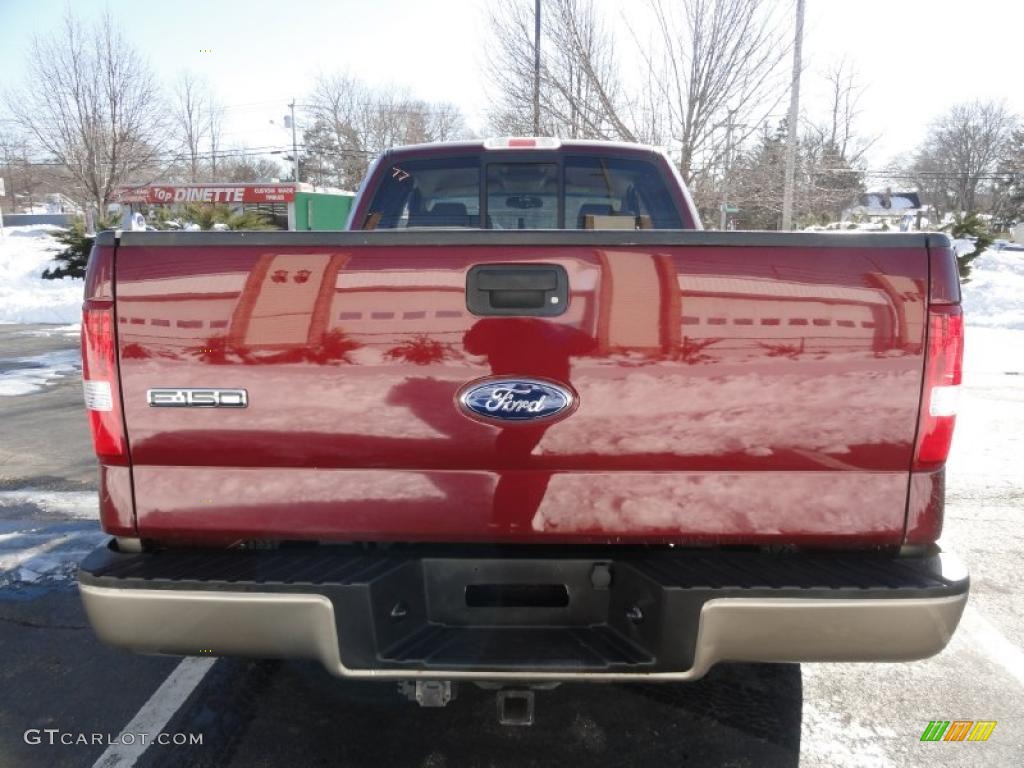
[457,377,576,424]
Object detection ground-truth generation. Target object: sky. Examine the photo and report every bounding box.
[1,0,1023,180]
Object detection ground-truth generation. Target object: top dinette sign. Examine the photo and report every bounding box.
[115,184,297,204]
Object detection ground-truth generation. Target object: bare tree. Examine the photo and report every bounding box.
[428,102,468,142]
[907,147,957,218]
[4,9,166,212]
[173,72,211,182]
[485,1,547,135]
[799,132,865,223]
[216,151,281,183]
[789,60,873,223]
[484,0,788,194]
[485,0,628,139]
[303,74,366,189]
[634,0,790,185]
[1000,127,1024,225]
[825,60,858,159]
[208,100,224,180]
[805,59,875,164]
[726,114,866,230]
[304,74,469,189]
[729,121,787,229]
[0,132,48,213]
[545,0,631,138]
[911,100,1017,213]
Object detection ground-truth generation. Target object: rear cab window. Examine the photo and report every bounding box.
[365,156,480,229]
[486,162,559,229]
[564,156,682,229]
[359,147,686,230]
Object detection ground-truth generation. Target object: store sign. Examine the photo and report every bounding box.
[115,184,296,204]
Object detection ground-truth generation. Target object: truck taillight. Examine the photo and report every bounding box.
[82,302,128,464]
[913,305,963,469]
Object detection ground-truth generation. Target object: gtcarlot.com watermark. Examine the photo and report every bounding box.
[24,729,202,746]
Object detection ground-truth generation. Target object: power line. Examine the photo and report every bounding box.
[4,143,381,166]
[684,160,1024,178]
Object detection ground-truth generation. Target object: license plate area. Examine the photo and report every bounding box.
[423,558,607,626]
[465,583,570,609]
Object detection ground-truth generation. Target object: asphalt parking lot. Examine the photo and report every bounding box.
[1,322,1022,767]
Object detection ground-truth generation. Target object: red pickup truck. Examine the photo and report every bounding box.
[78,138,967,717]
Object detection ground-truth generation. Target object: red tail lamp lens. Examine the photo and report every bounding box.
[82,303,127,464]
[914,305,963,469]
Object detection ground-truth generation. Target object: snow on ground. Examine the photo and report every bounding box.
[946,325,1024,495]
[961,246,1024,330]
[0,490,103,588]
[0,224,82,324]
[0,522,106,587]
[799,260,1024,768]
[0,348,81,396]
[10,323,81,338]
[0,489,98,519]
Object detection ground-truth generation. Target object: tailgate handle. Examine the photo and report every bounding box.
[475,270,557,291]
[466,264,568,316]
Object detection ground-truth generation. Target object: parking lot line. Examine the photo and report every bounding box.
[91,656,215,768]
[959,604,1024,688]
[0,534,68,573]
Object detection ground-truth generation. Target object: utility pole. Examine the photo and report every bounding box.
[1,146,11,208]
[0,142,15,229]
[719,110,738,230]
[288,99,300,183]
[0,149,7,235]
[533,0,541,136]
[781,0,804,231]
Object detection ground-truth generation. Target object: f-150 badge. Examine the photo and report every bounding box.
[147,389,248,407]
[457,378,575,424]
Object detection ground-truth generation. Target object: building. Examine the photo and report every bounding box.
[842,189,930,231]
[113,183,354,230]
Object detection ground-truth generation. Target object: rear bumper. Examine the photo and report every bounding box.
[78,544,968,682]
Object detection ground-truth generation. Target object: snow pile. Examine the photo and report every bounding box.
[951,238,975,258]
[0,348,81,396]
[0,524,106,587]
[961,248,1024,330]
[0,225,83,324]
[0,492,102,588]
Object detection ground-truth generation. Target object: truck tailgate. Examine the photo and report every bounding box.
[112,231,929,546]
